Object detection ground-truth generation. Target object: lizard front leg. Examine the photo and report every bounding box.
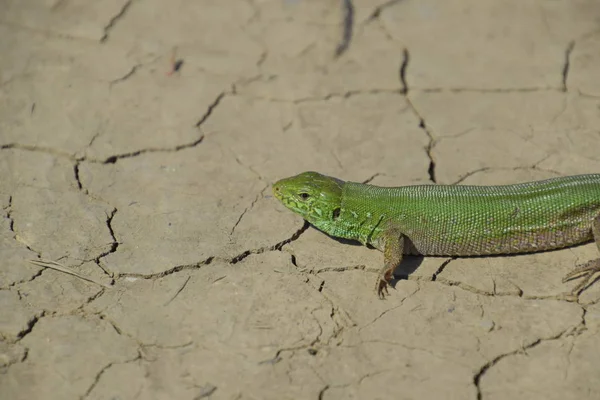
[563,213,600,295]
[376,226,405,299]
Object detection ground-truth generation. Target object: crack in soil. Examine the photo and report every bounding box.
[82,352,142,399]
[405,99,436,183]
[317,384,330,400]
[399,48,409,94]
[0,143,75,160]
[100,91,226,163]
[195,92,226,127]
[362,172,381,184]
[561,41,575,92]
[367,0,405,21]
[473,315,584,400]
[431,257,456,281]
[396,48,436,183]
[6,194,14,232]
[230,186,268,236]
[430,276,581,302]
[73,162,83,190]
[92,208,120,281]
[15,311,46,342]
[4,195,42,257]
[1,88,226,166]
[102,135,205,164]
[163,276,191,306]
[231,220,310,264]
[335,0,354,57]
[109,64,141,86]
[118,256,215,280]
[100,0,133,43]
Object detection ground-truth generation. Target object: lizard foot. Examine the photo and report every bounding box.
[562,259,600,296]
[375,269,395,299]
[376,278,389,299]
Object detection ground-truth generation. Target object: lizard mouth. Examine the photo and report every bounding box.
[272,184,300,212]
[272,184,290,206]
[272,184,282,200]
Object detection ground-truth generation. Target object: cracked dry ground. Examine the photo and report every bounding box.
[2,1,600,399]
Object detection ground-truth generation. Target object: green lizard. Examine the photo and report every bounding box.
[273,171,600,298]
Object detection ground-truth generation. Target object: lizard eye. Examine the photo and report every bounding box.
[299,193,310,200]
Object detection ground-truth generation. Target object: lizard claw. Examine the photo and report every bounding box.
[377,279,389,299]
[376,272,395,299]
[563,259,600,296]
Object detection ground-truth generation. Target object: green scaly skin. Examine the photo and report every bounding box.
[273,171,600,298]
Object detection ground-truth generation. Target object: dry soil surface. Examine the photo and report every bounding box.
[2,1,600,399]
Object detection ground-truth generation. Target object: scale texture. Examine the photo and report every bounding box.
[341,176,600,256]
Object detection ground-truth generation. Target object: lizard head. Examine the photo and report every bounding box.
[273,171,344,231]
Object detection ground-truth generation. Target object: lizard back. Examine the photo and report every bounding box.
[334,174,600,256]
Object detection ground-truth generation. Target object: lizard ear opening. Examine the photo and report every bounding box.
[332,208,341,220]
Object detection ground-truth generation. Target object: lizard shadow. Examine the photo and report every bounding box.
[393,256,424,279]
